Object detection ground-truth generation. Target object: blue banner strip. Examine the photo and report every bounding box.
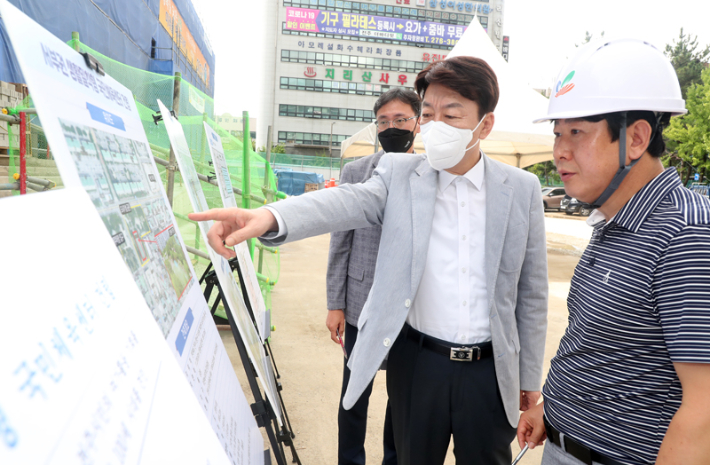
[175,308,194,356]
[86,102,126,131]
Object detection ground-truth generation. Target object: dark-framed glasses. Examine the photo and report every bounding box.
[374,116,417,130]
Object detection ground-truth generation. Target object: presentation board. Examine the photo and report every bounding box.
[203,122,269,340]
[158,100,282,423]
[0,2,264,463]
[0,188,234,465]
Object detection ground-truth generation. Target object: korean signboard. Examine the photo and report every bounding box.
[160,0,211,90]
[286,7,466,47]
[386,0,489,13]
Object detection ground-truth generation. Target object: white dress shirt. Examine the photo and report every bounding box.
[263,156,490,344]
[406,156,490,344]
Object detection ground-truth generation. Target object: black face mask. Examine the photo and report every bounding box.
[378,127,415,153]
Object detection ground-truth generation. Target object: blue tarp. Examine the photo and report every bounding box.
[275,170,325,196]
[0,0,215,95]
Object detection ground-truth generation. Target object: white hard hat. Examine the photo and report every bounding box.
[534,38,687,123]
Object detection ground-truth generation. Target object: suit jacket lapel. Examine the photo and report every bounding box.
[483,154,513,311]
[410,158,437,292]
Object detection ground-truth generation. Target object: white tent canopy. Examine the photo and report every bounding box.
[341,16,554,168]
[340,123,380,160]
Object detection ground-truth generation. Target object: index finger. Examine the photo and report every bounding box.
[205,222,237,259]
[188,208,239,223]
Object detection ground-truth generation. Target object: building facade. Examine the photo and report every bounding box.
[258,0,506,157]
[216,114,258,139]
[1,0,215,97]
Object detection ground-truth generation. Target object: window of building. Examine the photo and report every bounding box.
[280,76,413,96]
[281,50,428,73]
[279,104,376,122]
[277,130,348,146]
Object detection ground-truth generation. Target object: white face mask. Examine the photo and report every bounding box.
[421,115,486,171]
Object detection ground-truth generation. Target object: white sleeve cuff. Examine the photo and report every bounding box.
[261,206,287,239]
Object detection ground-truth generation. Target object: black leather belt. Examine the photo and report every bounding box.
[404,324,493,362]
[544,416,627,465]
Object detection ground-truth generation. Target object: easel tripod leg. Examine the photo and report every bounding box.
[217,281,294,465]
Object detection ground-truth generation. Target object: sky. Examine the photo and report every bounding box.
[195,0,710,118]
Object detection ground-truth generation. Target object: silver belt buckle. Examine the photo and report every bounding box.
[450,346,480,361]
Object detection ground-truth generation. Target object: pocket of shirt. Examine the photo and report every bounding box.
[347,264,365,281]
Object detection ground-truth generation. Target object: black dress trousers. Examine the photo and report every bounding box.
[339,321,398,465]
[386,325,516,465]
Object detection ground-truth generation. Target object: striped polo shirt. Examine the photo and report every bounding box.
[543,168,710,465]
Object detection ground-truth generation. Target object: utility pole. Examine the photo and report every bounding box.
[166,72,181,206]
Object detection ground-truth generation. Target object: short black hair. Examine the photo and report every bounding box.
[579,111,671,158]
[373,87,421,117]
[414,56,499,119]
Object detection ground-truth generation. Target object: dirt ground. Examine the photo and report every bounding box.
[220,233,580,465]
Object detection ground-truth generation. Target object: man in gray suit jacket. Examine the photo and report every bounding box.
[190,56,548,465]
[327,88,421,465]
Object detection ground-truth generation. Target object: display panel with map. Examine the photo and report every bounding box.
[158,100,283,424]
[203,122,270,341]
[0,188,234,465]
[0,3,265,463]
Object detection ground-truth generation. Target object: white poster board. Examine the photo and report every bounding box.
[0,188,233,465]
[203,122,269,340]
[0,2,264,463]
[158,100,282,423]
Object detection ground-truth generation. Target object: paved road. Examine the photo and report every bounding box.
[545,216,593,240]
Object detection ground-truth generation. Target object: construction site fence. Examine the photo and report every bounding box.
[262,152,370,181]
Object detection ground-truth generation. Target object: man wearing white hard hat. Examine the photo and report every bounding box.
[517,38,710,465]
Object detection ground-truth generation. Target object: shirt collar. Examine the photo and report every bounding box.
[586,209,606,228]
[437,151,486,193]
[599,168,682,233]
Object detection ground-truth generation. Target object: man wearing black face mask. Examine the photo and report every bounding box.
[325,88,420,465]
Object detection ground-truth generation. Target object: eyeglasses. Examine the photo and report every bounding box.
[373,116,417,130]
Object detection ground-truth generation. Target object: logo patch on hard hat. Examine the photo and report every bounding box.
[555,71,575,98]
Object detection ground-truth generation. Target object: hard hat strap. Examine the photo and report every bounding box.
[592,112,640,208]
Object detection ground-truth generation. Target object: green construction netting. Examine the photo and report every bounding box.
[1,40,284,321]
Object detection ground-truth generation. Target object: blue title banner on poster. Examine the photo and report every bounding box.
[174,308,194,356]
[86,103,126,131]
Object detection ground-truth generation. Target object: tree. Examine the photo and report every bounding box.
[526,160,560,186]
[664,29,710,99]
[256,142,286,154]
[664,68,710,185]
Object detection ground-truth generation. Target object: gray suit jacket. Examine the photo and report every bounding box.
[326,150,385,326]
[262,153,548,427]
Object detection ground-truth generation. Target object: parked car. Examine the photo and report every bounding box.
[560,195,593,216]
[542,187,567,211]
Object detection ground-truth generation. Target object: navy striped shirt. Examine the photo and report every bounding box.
[543,168,710,465]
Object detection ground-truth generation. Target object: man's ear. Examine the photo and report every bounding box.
[627,119,653,161]
[479,113,495,140]
[414,119,421,134]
